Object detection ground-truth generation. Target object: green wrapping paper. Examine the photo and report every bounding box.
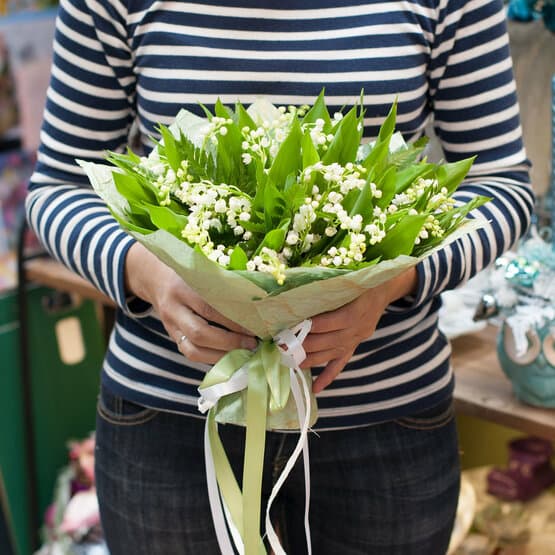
[81,157,481,429]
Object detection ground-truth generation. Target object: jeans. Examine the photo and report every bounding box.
[95,383,460,555]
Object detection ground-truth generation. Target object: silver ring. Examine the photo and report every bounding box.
[177,334,187,346]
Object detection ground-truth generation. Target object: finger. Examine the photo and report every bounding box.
[175,306,258,352]
[301,348,344,369]
[177,339,232,365]
[309,304,354,334]
[312,354,351,393]
[302,330,351,355]
[181,292,254,335]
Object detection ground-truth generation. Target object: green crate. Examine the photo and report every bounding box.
[0,290,28,555]
[0,285,105,554]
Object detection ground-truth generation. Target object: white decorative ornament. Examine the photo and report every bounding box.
[503,324,541,365]
[542,331,555,366]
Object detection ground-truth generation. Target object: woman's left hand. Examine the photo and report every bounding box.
[301,267,418,393]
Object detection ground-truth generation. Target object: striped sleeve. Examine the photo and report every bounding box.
[409,0,534,308]
[25,0,142,312]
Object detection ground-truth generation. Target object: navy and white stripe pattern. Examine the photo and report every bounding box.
[26,0,534,430]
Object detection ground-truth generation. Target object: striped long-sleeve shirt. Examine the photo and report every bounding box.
[26,0,534,430]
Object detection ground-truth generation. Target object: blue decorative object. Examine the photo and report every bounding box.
[507,0,536,22]
[504,257,540,288]
[498,318,555,407]
[507,0,555,31]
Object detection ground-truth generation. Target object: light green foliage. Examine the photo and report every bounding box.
[105,92,488,284]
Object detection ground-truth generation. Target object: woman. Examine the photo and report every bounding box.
[26,0,533,553]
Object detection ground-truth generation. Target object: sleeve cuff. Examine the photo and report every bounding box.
[113,235,154,318]
[384,258,434,314]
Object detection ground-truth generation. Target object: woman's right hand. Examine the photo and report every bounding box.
[124,242,258,365]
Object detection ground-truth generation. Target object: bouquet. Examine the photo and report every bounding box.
[80,91,487,554]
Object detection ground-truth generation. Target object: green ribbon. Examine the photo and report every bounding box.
[243,349,268,554]
[199,339,317,554]
[200,342,281,554]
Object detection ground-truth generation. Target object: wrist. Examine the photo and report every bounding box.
[387,267,418,305]
[125,242,158,304]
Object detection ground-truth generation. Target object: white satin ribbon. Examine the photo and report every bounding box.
[199,319,313,555]
[264,365,312,555]
[274,321,312,369]
[198,366,249,414]
[204,423,242,555]
[264,319,313,554]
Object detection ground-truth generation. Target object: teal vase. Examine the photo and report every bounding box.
[497,320,555,407]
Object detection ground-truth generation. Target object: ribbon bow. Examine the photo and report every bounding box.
[198,320,313,555]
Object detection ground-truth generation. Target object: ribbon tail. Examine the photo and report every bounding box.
[243,351,269,555]
[294,367,312,555]
[208,409,259,554]
[204,413,240,555]
[265,367,313,555]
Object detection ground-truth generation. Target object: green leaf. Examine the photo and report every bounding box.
[213,99,248,187]
[349,181,374,221]
[394,162,434,193]
[236,264,350,295]
[255,158,268,190]
[171,131,217,182]
[256,227,287,254]
[214,98,233,120]
[145,204,188,238]
[341,188,361,215]
[301,131,320,168]
[107,148,142,171]
[365,213,427,259]
[435,157,476,194]
[229,245,249,270]
[263,182,286,231]
[241,220,266,234]
[437,195,490,232]
[198,102,213,119]
[387,136,428,169]
[378,98,397,142]
[301,89,331,128]
[126,199,157,230]
[235,101,256,131]
[375,166,397,209]
[107,150,143,175]
[361,100,397,175]
[268,118,303,188]
[113,171,157,204]
[412,195,490,256]
[322,105,362,165]
[414,187,433,212]
[157,124,181,172]
[109,206,153,234]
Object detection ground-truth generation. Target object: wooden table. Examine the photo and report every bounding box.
[24,259,555,441]
[451,326,555,441]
